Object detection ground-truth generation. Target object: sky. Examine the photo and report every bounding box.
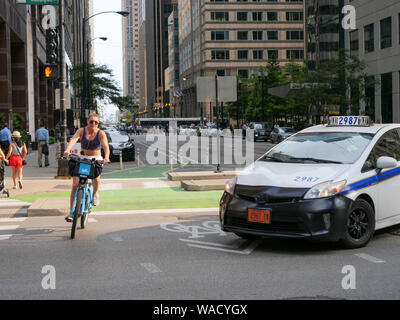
[92,0,124,118]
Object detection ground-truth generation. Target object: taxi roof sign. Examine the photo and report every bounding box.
[328,116,371,127]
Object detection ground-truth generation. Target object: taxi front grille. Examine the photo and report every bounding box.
[225,216,307,234]
[234,185,308,205]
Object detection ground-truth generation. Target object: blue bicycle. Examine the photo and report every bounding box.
[65,154,104,239]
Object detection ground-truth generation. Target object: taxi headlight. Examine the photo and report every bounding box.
[225,177,237,195]
[304,180,346,199]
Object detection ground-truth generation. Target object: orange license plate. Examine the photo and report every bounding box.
[248,209,271,224]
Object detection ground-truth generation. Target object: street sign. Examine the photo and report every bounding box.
[16,0,58,4]
[196,76,237,103]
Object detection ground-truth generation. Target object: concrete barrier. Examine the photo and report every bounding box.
[181,179,227,191]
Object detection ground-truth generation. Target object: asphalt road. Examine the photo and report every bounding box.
[1,210,400,300]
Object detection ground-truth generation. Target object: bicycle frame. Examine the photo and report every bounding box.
[70,177,93,217]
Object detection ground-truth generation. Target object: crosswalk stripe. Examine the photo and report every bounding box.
[0,225,19,231]
[0,235,12,240]
[0,218,26,223]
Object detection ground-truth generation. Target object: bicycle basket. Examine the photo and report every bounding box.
[69,159,102,179]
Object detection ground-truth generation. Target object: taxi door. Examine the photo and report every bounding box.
[371,129,400,222]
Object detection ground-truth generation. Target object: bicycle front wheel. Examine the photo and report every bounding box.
[81,189,90,229]
[71,189,83,239]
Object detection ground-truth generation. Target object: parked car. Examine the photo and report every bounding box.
[102,131,135,162]
[270,127,297,143]
[249,122,272,142]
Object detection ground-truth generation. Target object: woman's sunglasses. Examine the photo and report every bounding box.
[89,120,99,125]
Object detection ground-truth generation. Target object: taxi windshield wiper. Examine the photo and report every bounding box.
[288,157,343,164]
[261,155,284,162]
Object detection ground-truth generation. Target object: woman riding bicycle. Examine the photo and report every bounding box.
[64,113,110,221]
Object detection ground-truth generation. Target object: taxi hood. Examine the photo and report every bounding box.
[236,161,351,188]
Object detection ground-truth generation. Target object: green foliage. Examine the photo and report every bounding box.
[71,63,122,110]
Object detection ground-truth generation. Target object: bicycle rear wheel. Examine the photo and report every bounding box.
[71,189,83,239]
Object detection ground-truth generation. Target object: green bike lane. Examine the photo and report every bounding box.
[10,165,224,212]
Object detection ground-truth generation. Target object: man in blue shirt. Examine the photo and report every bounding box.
[35,123,49,167]
[0,124,12,156]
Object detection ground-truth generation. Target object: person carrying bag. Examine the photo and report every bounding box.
[6,131,27,189]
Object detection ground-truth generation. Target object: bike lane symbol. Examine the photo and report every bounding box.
[160,220,260,255]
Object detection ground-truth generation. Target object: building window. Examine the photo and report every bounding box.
[266,12,278,21]
[238,50,249,60]
[238,69,249,78]
[286,11,303,21]
[211,50,230,60]
[211,30,229,40]
[364,24,374,53]
[268,50,278,60]
[210,11,229,22]
[286,49,304,60]
[216,69,225,76]
[252,12,262,21]
[349,29,359,56]
[267,30,278,40]
[380,17,392,49]
[237,12,248,21]
[286,30,304,40]
[252,31,263,40]
[253,50,264,60]
[237,31,248,40]
[381,72,393,123]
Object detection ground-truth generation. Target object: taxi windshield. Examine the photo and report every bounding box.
[261,132,374,164]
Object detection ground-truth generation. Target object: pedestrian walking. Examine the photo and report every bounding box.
[6,131,27,189]
[0,123,12,158]
[35,123,49,167]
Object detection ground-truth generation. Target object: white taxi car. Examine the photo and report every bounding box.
[220,116,400,248]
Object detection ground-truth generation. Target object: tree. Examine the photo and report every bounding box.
[290,50,379,123]
[71,63,122,112]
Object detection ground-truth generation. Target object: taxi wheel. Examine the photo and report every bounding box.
[340,199,375,249]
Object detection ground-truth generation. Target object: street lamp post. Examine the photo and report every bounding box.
[56,0,69,177]
[82,11,129,125]
[258,71,268,122]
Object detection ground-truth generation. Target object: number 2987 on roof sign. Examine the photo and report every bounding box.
[328,116,371,127]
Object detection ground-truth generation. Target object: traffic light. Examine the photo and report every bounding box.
[46,28,58,65]
[44,65,58,80]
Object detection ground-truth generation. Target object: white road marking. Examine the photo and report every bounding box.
[88,218,97,223]
[179,238,245,249]
[355,253,386,264]
[0,225,19,231]
[0,201,31,207]
[0,218,26,223]
[141,263,162,273]
[187,240,261,255]
[0,235,12,240]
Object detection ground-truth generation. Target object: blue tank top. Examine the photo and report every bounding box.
[81,127,101,151]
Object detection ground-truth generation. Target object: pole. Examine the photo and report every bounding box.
[81,14,86,126]
[56,0,69,177]
[215,75,221,173]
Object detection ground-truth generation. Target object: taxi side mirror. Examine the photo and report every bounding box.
[376,156,398,173]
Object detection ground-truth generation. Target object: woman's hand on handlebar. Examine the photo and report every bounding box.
[104,157,110,164]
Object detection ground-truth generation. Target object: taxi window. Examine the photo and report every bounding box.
[262,132,374,164]
[363,130,400,172]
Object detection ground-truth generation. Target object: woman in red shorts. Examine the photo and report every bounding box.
[6,131,27,189]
